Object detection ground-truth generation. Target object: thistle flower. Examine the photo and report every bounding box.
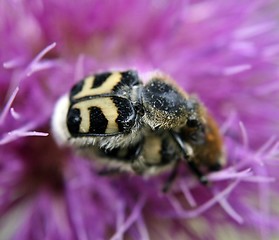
[1,0,279,239]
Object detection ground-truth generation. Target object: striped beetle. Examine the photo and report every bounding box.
[52,70,224,189]
[52,70,202,150]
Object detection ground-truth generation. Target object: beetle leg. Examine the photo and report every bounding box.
[169,130,208,185]
[162,159,180,192]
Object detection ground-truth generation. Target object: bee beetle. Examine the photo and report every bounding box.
[52,70,225,190]
[52,70,204,150]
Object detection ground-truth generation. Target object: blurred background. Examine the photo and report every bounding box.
[0,0,279,239]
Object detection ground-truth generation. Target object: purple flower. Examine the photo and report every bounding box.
[1,0,279,239]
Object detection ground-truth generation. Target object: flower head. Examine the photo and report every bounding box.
[1,0,279,239]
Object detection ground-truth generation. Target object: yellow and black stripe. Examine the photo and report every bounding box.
[67,70,140,137]
[69,70,140,100]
